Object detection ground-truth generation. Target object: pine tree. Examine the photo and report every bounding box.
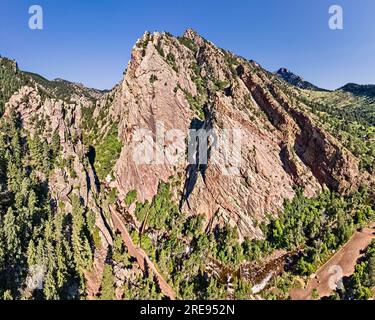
[71,195,93,273]
[112,234,131,267]
[27,240,37,267]
[28,135,44,170]
[51,130,61,161]
[55,241,67,289]
[3,208,20,259]
[99,264,115,300]
[44,267,58,300]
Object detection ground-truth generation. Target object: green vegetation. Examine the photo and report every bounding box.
[135,183,179,230]
[87,211,101,248]
[24,72,99,102]
[257,185,375,299]
[107,188,118,204]
[215,225,244,268]
[149,74,158,84]
[28,132,60,174]
[155,40,165,57]
[242,238,273,262]
[265,187,374,276]
[0,111,95,299]
[223,51,239,77]
[81,94,123,182]
[99,264,115,300]
[123,272,162,300]
[182,88,205,120]
[130,182,254,299]
[94,123,123,180]
[127,181,374,300]
[81,104,96,132]
[1,56,100,119]
[0,58,27,116]
[261,272,300,300]
[191,64,207,97]
[124,189,137,206]
[178,37,198,53]
[298,92,375,173]
[1,33,375,301]
[166,52,179,72]
[136,33,151,57]
[112,234,131,267]
[213,79,229,92]
[177,63,207,119]
[182,215,204,239]
[340,83,375,101]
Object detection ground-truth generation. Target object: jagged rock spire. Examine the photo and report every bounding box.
[183,28,205,46]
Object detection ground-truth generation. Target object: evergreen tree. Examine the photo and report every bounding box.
[112,234,131,267]
[99,264,115,300]
[3,208,20,260]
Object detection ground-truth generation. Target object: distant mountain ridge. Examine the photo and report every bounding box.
[276,67,323,91]
[338,83,375,98]
[276,67,375,97]
[23,71,107,100]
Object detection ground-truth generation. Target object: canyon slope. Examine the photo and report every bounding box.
[0,29,374,300]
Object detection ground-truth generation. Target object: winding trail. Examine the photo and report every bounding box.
[109,205,176,300]
[290,223,375,300]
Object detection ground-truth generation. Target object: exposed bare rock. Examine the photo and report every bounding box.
[238,64,364,193]
[111,31,196,202]
[92,30,367,239]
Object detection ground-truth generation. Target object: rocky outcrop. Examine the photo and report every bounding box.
[110,31,197,202]
[239,66,363,193]
[92,29,366,239]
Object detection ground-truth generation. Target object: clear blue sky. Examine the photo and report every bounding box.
[1,0,374,90]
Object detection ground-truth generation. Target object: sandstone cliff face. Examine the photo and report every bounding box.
[91,29,365,239]
[238,64,363,193]
[113,31,196,202]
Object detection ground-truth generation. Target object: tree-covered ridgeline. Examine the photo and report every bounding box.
[0,58,27,116]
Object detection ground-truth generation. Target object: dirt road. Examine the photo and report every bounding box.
[109,205,176,300]
[290,223,375,300]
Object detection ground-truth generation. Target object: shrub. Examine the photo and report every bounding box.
[149,74,158,84]
[178,37,198,53]
[124,189,137,206]
[166,53,179,72]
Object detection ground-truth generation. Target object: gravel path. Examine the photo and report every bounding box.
[110,205,176,300]
[290,224,375,300]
